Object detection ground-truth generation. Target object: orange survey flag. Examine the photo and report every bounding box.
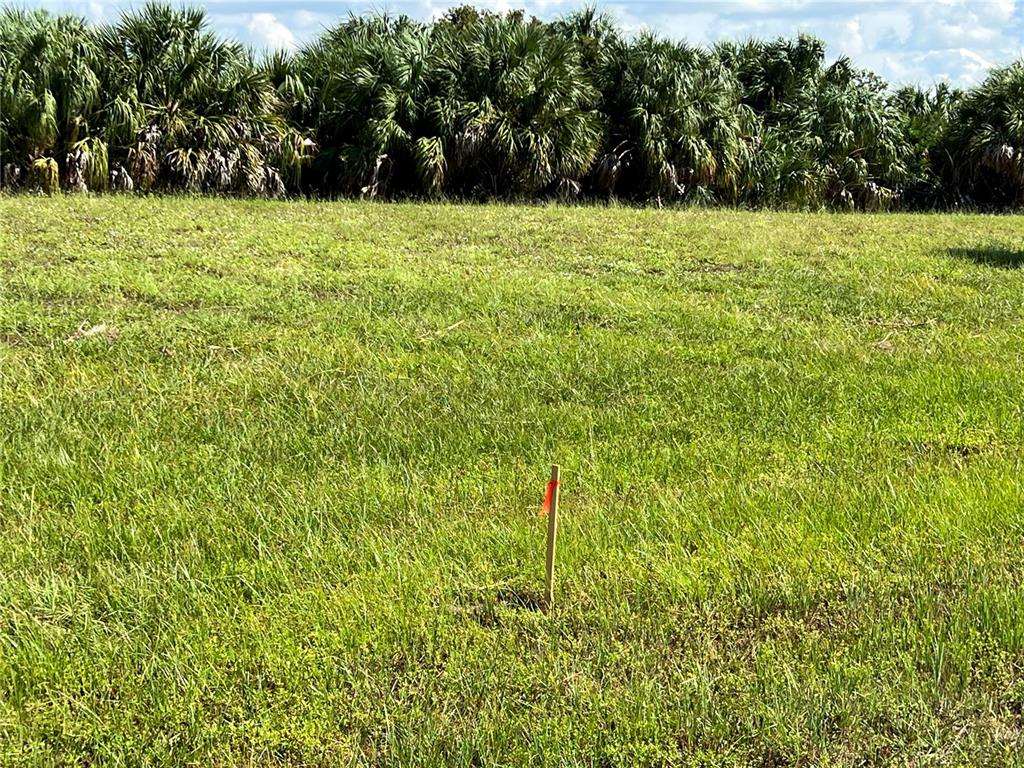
[539,476,559,516]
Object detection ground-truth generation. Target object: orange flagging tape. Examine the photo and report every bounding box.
[539,478,559,516]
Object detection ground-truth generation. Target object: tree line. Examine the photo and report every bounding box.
[2,3,1023,210]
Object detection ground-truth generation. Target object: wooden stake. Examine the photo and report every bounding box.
[544,464,560,610]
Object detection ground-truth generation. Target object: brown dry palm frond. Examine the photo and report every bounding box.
[109,162,134,192]
[414,136,446,196]
[28,157,59,193]
[590,142,630,195]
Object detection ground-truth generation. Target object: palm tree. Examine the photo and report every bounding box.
[716,35,824,123]
[719,36,908,209]
[298,14,445,197]
[596,34,754,203]
[0,8,106,192]
[810,59,909,209]
[6,3,1024,209]
[944,62,1024,207]
[299,8,602,200]
[437,10,602,198]
[97,3,305,195]
[550,8,620,82]
[889,83,961,208]
[261,50,317,191]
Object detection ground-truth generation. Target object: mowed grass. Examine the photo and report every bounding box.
[1,197,1024,766]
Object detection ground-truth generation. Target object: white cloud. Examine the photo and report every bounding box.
[959,48,998,70]
[635,0,1022,86]
[246,12,296,51]
[292,10,333,32]
[957,47,1000,83]
[840,18,864,57]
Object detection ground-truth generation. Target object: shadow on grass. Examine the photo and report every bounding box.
[496,587,545,612]
[453,586,546,628]
[949,247,1024,269]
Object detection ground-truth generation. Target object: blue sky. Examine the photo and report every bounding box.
[26,0,1024,86]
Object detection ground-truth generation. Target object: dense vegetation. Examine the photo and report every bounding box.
[4,197,1024,764]
[3,3,1024,209]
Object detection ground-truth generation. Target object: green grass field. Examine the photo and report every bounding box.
[2,197,1024,766]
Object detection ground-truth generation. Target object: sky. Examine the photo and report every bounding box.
[23,0,1024,87]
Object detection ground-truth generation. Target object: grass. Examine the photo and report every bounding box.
[1,197,1024,766]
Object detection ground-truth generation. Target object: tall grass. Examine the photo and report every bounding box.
[2,197,1024,764]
